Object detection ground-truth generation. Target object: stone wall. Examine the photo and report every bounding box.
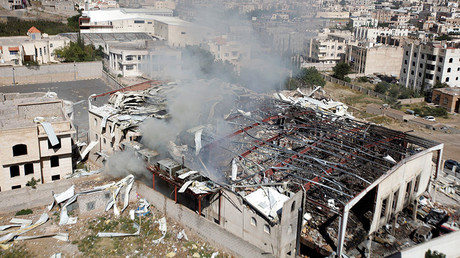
[0,61,102,85]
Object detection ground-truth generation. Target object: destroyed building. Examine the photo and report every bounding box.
[0,92,75,191]
[87,82,443,257]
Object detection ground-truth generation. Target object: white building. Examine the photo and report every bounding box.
[305,29,354,65]
[351,16,378,28]
[106,40,180,77]
[354,27,410,44]
[0,27,70,66]
[400,42,460,90]
[80,9,204,47]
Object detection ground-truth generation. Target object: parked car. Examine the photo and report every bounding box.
[423,116,435,121]
[444,159,460,170]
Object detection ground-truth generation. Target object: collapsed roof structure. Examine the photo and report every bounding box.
[88,81,443,257]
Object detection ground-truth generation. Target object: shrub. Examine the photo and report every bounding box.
[16,209,33,216]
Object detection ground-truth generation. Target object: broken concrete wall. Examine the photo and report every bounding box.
[370,151,434,233]
[77,185,138,215]
[135,182,273,258]
[0,178,73,214]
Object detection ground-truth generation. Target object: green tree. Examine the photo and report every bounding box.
[54,40,99,62]
[332,62,351,80]
[297,67,326,87]
[374,82,390,94]
[425,249,446,258]
[67,10,82,31]
[435,34,452,41]
[433,81,448,89]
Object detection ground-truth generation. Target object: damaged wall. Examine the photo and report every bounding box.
[135,182,275,258]
[206,188,302,258]
[370,151,434,233]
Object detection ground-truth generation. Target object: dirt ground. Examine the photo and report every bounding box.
[0,175,228,258]
[323,82,460,160]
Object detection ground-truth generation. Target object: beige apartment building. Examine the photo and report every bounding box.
[0,92,75,191]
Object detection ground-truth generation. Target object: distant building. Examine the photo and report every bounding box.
[0,92,75,191]
[305,29,353,65]
[432,87,460,113]
[80,9,204,47]
[0,27,70,66]
[351,16,378,28]
[105,40,181,77]
[400,42,460,91]
[346,44,404,76]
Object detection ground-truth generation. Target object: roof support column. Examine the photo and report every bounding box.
[336,206,349,257]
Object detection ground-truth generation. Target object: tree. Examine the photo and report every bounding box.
[296,67,326,88]
[425,249,446,258]
[54,39,99,62]
[433,81,448,89]
[332,62,351,80]
[374,82,390,94]
[435,34,452,41]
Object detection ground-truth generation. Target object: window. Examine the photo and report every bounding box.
[50,156,59,167]
[51,175,60,181]
[414,175,421,192]
[24,163,34,175]
[9,50,18,55]
[134,20,145,23]
[338,46,342,50]
[94,118,97,126]
[458,67,460,71]
[419,63,423,68]
[264,224,270,234]
[449,58,453,63]
[126,55,134,61]
[419,72,422,77]
[48,138,61,149]
[412,61,415,66]
[10,165,20,178]
[447,68,451,72]
[381,198,387,219]
[12,185,21,190]
[125,65,134,70]
[436,76,440,81]
[439,57,443,62]
[413,52,417,58]
[181,32,186,34]
[446,77,450,82]
[95,134,98,141]
[50,43,53,48]
[103,138,106,145]
[44,47,46,55]
[148,22,152,24]
[12,144,27,156]
[405,50,408,56]
[86,201,95,211]
[392,190,399,212]
[438,67,441,72]
[405,181,412,203]
[39,48,42,56]
[411,70,414,75]
[251,217,257,226]
[421,54,424,59]
[403,68,406,73]
[404,60,407,65]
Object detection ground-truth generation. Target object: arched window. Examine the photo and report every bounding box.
[251,217,257,226]
[12,144,27,156]
[291,201,296,213]
[264,224,270,234]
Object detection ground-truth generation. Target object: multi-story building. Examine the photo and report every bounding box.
[350,16,378,28]
[105,40,181,77]
[306,29,353,64]
[346,44,404,76]
[354,27,410,43]
[0,92,75,191]
[400,42,460,91]
[373,9,394,23]
[0,27,70,66]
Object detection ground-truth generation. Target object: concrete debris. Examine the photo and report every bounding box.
[211,251,219,258]
[97,222,140,238]
[39,121,60,146]
[151,217,167,245]
[177,229,188,241]
[67,168,102,179]
[178,181,194,193]
[177,170,199,180]
[9,218,32,226]
[50,253,62,258]
[59,175,134,225]
[79,140,99,161]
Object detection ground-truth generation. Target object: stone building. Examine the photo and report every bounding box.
[0,92,75,191]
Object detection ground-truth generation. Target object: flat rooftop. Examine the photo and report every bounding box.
[0,92,66,130]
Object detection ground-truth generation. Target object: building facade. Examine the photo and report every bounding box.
[0,92,75,192]
[400,42,460,91]
[346,44,404,76]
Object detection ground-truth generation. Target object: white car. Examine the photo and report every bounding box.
[423,116,435,121]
